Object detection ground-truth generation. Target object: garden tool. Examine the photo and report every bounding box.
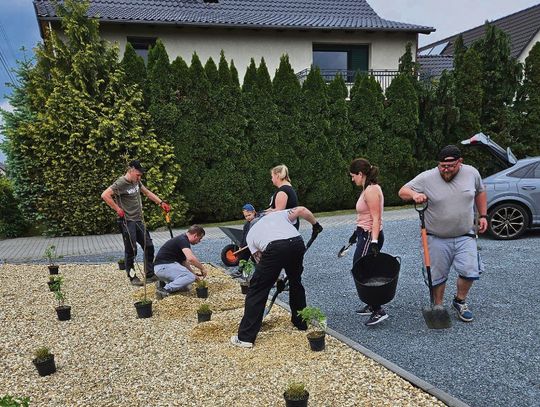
[337,242,354,258]
[164,211,173,239]
[415,201,452,329]
[263,227,321,319]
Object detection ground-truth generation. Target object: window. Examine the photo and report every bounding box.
[508,163,536,178]
[313,44,368,81]
[127,37,157,62]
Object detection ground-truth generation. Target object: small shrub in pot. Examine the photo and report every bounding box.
[51,276,71,321]
[197,303,212,323]
[283,381,309,407]
[195,279,208,298]
[44,245,62,274]
[32,346,56,376]
[297,306,327,351]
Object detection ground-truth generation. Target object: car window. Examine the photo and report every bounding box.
[533,164,540,179]
[508,163,536,178]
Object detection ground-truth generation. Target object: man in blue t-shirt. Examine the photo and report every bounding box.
[154,225,206,299]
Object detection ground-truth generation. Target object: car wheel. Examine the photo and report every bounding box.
[488,203,530,240]
[221,243,240,267]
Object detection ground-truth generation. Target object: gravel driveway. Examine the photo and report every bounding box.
[50,213,540,406]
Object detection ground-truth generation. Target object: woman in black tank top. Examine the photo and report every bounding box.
[267,164,299,229]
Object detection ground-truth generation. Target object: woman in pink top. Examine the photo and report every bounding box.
[349,158,387,326]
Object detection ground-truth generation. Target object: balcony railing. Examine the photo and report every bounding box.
[296,68,400,95]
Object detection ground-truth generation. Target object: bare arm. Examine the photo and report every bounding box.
[287,206,317,225]
[364,186,382,241]
[140,185,162,205]
[398,185,427,203]
[182,248,206,277]
[266,191,288,212]
[101,187,123,213]
[475,191,488,234]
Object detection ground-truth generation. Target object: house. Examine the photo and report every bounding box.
[419,3,540,78]
[33,0,433,90]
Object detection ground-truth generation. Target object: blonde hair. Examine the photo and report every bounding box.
[271,164,291,182]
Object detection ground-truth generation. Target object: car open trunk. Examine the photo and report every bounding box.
[461,132,517,169]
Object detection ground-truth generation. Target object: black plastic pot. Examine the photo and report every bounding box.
[56,305,71,321]
[118,261,126,271]
[48,265,59,275]
[33,355,56,377]
[307,332,325,351]
[284,392,309,407]
[351,253,401,306]
[134,301,153,318]
[197,311,212,323]
[196,287,208,298]
[240,282,249,295]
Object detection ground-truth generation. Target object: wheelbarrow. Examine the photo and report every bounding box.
[351,253,401,307]
[219,226,248,267]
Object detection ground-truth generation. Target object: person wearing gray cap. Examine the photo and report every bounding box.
[101,160,171,286]
[398,145,488,322]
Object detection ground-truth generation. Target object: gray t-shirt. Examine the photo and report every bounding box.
[405,164,485,237]
[110,176,143,221]
[246,210,300,253]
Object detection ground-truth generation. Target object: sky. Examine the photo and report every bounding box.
[1,0,540,162]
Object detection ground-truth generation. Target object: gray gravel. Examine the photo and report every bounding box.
[55,217,540,407]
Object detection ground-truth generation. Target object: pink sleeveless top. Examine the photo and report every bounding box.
[356,184,384,232]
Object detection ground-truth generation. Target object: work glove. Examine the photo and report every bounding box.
[368,242,380,257]
[159,201,171,213]
[348,231,357,245]
[116,208,125,218]
[311,222,323,240]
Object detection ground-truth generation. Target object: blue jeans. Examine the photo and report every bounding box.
[155,263,196,292]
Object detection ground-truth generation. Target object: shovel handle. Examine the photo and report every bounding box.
[165,212,170,223]
[233,246,248,255]
[420,228,431,267]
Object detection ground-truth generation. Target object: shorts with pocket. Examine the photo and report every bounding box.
[424,234,483,286]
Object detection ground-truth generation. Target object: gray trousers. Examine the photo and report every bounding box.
[155,263,196,292]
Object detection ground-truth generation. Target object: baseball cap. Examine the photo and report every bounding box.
[242,203,255,211]
[437,145,461,162]
[129,160,146,173]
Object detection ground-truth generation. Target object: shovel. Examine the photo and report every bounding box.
[415,202,452,329]
[164,211,173,239]
[337,242,354,258]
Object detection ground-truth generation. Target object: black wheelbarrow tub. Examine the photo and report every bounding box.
[218,226,244,246]
[351,253,401,306]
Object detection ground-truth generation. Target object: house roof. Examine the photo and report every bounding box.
[33,0,434,33]
[419,3,540,59]
[418,55,454,79]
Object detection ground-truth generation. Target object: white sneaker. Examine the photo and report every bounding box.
[230,335,253,348]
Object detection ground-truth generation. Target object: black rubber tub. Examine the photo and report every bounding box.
[351,253,401,306]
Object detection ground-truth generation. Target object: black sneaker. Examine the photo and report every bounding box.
[130,276,143,286]
[356,305,372,316]
[155,288,171,300]
[364,309,389,326]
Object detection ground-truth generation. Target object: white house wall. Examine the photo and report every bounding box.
[518,31,540,64]
[99,24,416,78]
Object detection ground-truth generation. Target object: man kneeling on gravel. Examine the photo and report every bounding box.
[231,207,323,348]
[154,225,206,299]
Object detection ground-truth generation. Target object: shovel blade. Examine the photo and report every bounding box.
[422,305,452,329]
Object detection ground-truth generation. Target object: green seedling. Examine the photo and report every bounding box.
[284,381,308,401]
[197,303,212,314]
[33,347,52,362]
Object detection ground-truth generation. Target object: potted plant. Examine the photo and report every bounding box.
[283,381,309,407]
[51,276,71,321]
[0,395,30,407]
[297,306,327,352]
[47,275,56,291]
[195,279,208,298]
[44,244,62,275]
[197,303,212,323]
[32,346,56,377]
[117,258,126,270]
[133,263,153,318]
[239,259,255,294]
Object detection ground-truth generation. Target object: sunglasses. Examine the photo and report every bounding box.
[438,160,459,170]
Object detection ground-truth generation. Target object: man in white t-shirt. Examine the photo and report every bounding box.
[231,207,323,348]
[399,145,488,322]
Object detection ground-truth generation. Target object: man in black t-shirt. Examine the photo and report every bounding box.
[154,225,206,299]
